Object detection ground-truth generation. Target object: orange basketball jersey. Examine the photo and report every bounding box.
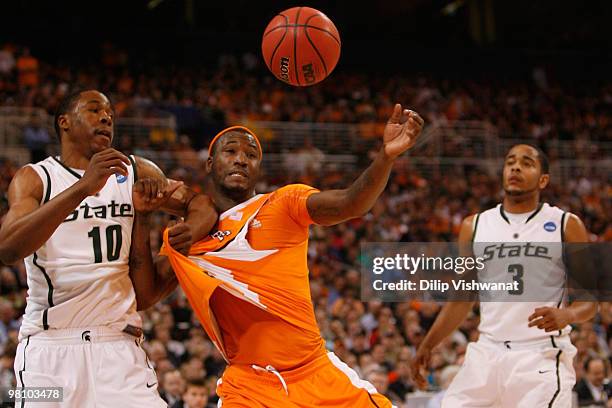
[161,184,325,369]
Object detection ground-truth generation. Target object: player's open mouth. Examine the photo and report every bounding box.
[95,129,112,139]
[228,171,248,178]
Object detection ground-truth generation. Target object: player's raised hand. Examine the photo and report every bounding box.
[77,148,130,196]
[383,104,424,159]
[410,345,432,390]
[133,179,183,214]
[167,219,193,255]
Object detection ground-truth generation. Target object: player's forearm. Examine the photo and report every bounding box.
[0,184,88,263]
[566,301,598,324]
[128,212,165,310]
[344,150,395,214]
[420,301,475,350]
[184,194,217,242]
[308,150,394,225]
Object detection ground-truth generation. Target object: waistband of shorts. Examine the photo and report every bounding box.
[225,352,331,384]
[479,334,571,351]
[21,325,143,345]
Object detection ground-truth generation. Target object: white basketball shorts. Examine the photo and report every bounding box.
[13,326,167,408]
[442,335,576,408]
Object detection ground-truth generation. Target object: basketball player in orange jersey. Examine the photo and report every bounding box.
[159,104,424,408]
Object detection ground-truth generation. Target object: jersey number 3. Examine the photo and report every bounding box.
[88,225,123,263]
[507,264,524,295]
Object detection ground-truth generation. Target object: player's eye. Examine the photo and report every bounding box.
[248,153,256,159]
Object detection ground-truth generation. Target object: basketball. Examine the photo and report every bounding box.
[262,7,341,86]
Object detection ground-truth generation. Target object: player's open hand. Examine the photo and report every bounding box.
[410,345,432,390]
[167,219,193,255]
[133,178,183,214]
[528,307,573,332]
[383,104,424,160]
[78,148,130,196]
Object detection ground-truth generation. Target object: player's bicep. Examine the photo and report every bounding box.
[458,215,475,248]
[564,213,589,243]
[306,189,348,226]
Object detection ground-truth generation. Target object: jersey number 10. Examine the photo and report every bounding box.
[88,225,123,263]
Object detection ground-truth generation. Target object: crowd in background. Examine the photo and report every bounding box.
[0,44,610,407]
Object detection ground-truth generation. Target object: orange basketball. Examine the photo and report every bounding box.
[262,7,341,87]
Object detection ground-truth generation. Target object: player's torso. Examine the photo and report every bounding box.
[473,203,569,342]
[20,156,141,338]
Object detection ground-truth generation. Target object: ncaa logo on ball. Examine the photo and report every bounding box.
[116,174,128,184]
[543,221,556,232]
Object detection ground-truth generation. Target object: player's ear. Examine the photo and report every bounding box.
[58,114,70,133]
[538,174,549,190]
[205,156,213,173]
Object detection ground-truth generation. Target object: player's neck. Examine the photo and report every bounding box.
[502,194,540,214]
[212,187,256,213]
[59,145,89,170]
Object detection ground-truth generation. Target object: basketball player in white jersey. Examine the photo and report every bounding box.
[411,144,597,407]
[0,90,216,407]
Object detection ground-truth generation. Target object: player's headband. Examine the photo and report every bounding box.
[208,125,262,158]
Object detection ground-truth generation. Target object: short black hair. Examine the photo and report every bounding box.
[584,356,607,374]
[533,145,549,174]
[53,89,86,140]
[508,144,549,174]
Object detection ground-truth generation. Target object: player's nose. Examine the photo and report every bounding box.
[233,150,248,165]
[100,111,113,126]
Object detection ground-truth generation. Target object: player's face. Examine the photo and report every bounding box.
[183,386,208,408]
[208,132,261,197]
[502,145,549,196]
[62,90,114,157]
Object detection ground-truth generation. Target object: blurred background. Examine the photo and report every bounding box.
[0,1,610,407]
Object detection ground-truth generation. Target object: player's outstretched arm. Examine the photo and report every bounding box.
[0,149,130,264]
[306,104,423,226]
[528,214,598,331]
[411,215,476,389]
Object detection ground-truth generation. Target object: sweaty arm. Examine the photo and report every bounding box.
[411,215,476,388]
[307,104,424,226]
[528,214,598,331]
[0,149,130,264]
[128,156,217,310]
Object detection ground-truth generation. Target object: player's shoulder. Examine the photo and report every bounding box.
[270,183,320,199]
[540,202,564,215]
[14,157,54,182]
[479,203,501,218]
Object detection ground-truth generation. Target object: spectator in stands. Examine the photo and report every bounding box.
[575,357,611,406]
[366,366,403,406]
[388,358,415,402]
[22,111,51,162]
[0,340,16,388]
[172,378,209,408]
[15,48,38,88]
[426,365,461,408]
[161,369,186,407]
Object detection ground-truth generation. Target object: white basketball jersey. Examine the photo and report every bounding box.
[472,203,570,342]
[19,156,141,339]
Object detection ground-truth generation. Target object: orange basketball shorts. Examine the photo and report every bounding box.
[216,351,394,408]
